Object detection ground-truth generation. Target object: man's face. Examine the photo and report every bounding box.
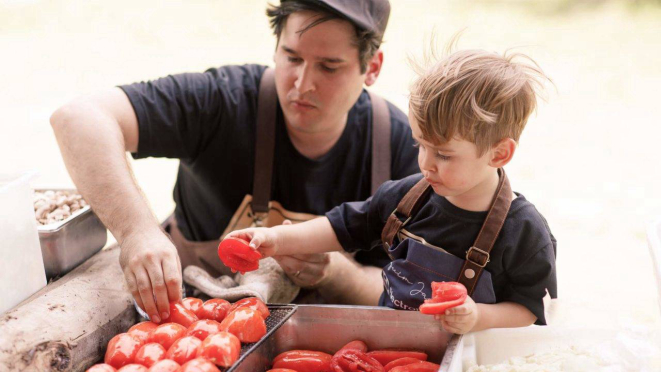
[409,115,496,202]
[274,11,368,133]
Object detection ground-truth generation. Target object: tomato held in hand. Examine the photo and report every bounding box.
[134,343,166,367]
[273,350,333,372]
[419,282,467,315]
[366,350,427,366]
[104,333,143,369]
[147,359,180,372]
[196,332,241,368]
[161,301,199,328]
[117,364,148,372]
[181,297,204,318]
[217,237,262,274]
[228,297,270,319]
[388,361,440,372]
[164,335,202,365]
[128,322,159,344]
[330,349,384,372]
[186,319,223,341]
[383,358,424,371]
[199,299,231,323]
[86,364,117,372]
[150,323,187,350]
[219,307,267,343]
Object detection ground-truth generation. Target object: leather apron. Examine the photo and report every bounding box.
[378,169,513,310]
[164,68,393,279]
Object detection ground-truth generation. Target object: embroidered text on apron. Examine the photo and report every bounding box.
[379,169,513,310]
[165,68,393,277]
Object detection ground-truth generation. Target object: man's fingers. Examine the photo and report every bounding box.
[145,260,170,321]
[135,266,160,323]
[284,253,329,264]
[163,257,182,305]
[125,270,145,313]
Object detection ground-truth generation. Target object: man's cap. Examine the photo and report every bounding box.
[284,0,391,41]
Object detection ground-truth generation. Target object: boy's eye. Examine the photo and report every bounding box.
[435,152,451,161]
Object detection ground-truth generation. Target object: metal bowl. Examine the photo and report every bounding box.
[37,190,107,279]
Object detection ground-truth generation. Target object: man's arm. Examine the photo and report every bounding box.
[50,88,181,323]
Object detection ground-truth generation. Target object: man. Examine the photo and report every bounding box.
[50,0,418,323]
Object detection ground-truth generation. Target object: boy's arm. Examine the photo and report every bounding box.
[439,297,537,334]
[227,217,343,257]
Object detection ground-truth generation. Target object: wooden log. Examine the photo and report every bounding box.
[0,245,137,372]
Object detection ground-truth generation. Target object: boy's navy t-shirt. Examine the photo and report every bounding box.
[119,64,420,267]
[326,174,558,325]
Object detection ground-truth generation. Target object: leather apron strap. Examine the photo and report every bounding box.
[368,91,391,195]
[380,169,513,296]
[251,68,277,221]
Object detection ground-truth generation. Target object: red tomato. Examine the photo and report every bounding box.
[186,319,223,341]
[217,237,262,274]
[117,364,148,372]
[267,369,298,372]
[196,332,241,368]
[161,301,199,328]
[86,364,117,372]
[219,307,267,343]
[338,340,368,353]
[384,358,424,371]
[164,335,202,365]
[366,350,427,366]
[150,323,187,350]
[134,343,166,367]
[389,361,440,372]
[199,299,231,322]
[128,322,159,344]
[182,298,204,318]
[331,349,384,372]
[147,359,180,372]
[104,333,142,369]
[178,358,221,372]
[420,282,467,315]
[273,350,332,372]
[229,297,270,319]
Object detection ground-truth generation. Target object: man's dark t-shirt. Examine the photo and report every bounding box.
[326,174,558,325]
[120,64,419,267]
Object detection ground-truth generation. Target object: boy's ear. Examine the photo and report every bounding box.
[489,138,517,168]
[364,50,384,86]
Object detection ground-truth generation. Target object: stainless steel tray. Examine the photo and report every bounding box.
[37,190,107,279]
[232,305,462,372]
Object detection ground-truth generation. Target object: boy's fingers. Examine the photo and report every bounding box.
[249,235,262,249]
[446,305,471,315]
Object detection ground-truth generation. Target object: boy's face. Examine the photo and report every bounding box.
[274,11,376,134]
[409,116,498,204]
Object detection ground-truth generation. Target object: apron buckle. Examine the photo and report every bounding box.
[389,208,412,227]
[466,246,490,268]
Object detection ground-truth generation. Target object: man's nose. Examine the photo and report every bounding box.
[294,63,315,94]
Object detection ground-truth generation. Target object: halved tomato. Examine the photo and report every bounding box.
[196,332,241,368]
[104,333,142,369]
[149,323,187,350]
[199,299,231,323]
[388,361,440,372]
[228,297,270,319]
[273,350,332,372]
[217,237,262,274]
[219,307,266,343]
[366,350,427,366]
[330,349,383,372]
[384,357,424,371]
[337,340,368,353]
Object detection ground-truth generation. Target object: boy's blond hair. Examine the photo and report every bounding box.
[409,49,549,155]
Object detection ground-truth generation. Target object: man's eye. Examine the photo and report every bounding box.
[321,65,337,73]
[287,57,302,63]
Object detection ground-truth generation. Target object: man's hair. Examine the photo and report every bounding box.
[409,49,549,156]
[266,1,381,73]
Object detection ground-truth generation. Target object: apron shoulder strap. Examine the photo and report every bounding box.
[252,67,277,217]
[381,177,432,252]
[459,168,513,295]
[368,91,391,196]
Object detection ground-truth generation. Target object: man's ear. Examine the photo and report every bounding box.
[364,50,384,86]
[489,138,517,168]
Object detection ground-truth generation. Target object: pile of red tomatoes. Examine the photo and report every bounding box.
[86,297,269,372]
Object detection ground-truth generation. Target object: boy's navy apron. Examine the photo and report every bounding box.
[378,169,513,310]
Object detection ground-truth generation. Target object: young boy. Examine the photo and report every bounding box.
[227,49,557,334]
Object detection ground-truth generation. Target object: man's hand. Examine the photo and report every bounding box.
[436,296,479,334]
[119,230,182,323]
[273,253,331,288]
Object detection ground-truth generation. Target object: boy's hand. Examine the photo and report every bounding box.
[225,227,280,258]
[435,296,479,334]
